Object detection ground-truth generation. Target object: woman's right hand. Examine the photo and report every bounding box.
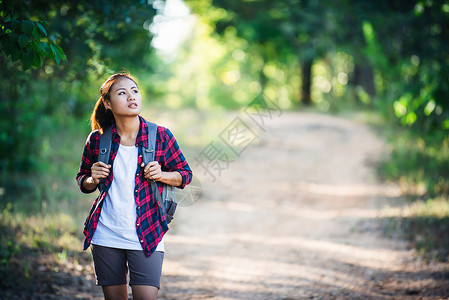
[91,161,111,185]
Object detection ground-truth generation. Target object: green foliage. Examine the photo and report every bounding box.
[185,0,336,106]
[354,0,449,132]
[0,0,158,192]
[149,20,270,110]
[0,3,67,69]
[183,0,449,133]
[379,128,449,196]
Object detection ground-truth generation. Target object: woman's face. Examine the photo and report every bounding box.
[104,77,142,118]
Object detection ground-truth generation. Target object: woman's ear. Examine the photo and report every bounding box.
[103,99,111,110]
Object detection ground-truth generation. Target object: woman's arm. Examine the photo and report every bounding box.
[161,171,182,186]
[77,132,97,194]
[76,130,110,193]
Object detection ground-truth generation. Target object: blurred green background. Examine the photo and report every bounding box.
[1,0,448,285]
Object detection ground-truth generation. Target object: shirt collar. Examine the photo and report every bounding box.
[110,116,149,148]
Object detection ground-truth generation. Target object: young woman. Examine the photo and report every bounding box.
[76,73,192,300]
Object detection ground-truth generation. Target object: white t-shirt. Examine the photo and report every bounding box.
[92,144,164,252]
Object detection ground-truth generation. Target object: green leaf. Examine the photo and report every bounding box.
[21,20,34,35]
[11,50,21,62]
[38,42,50,55]
[424,100,436,116]
[32,52,41,68]
[11,20,21,30]
[22,52,32,70]
[394,100,407,117]
[403,112,417,125]
[49,44,57,58]
[32,25,40,39]
[1,38,14,57]
[50,44,60,65]
[36,22,47,36]
[443,119,449,130]
[53,44,67,61]
[18,34,29,48]
[31,39,40,48]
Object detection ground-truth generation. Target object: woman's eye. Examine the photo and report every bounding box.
[118,91,125,95]
[133,89,139,93]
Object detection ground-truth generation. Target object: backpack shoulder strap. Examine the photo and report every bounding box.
[142,121,157,165]
[99,127,112,164]
[141,122,165,210]
[98,126,112,191]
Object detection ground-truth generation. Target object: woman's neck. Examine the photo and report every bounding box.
[115,116,140,146]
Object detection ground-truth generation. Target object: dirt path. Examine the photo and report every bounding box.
[158,112,449,299]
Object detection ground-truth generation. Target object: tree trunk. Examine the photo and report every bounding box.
[353,63,376,97]
[301,60,313,105]
[259,57,267,94]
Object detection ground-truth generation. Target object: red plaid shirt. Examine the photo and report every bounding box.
[76,116,192,256]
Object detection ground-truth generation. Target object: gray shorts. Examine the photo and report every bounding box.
[91,244,164,288]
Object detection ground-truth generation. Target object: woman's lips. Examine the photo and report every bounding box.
[129,103,138,108]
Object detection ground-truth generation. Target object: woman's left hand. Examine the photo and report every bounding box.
[142,161,162,181]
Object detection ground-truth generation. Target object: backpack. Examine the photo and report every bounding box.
[98,121,177,224]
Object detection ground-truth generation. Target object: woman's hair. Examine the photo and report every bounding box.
[90,72,138,133]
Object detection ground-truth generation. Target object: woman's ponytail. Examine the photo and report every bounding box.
[90,97,114,133]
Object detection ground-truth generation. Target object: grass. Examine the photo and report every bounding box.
[384,197,449,262]
[376,123,449,262]
[379,128,449,196]
[0,203,81,254]
[0,203,85,287]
